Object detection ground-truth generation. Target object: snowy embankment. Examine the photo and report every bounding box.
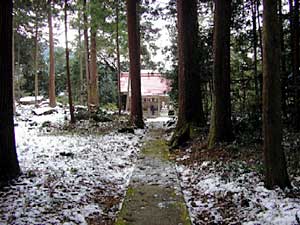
[0,105,143,225]
[176,152,300,225]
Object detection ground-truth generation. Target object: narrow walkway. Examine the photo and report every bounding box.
[116,127,191,225]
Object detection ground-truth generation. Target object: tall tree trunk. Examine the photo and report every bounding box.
[0,0,20,183]
[48,0,56,107]
[126,0,144,128]
[34,19,39,107]
[279,0,288,118]
[170,0,205,148]
[89,27,99,108]
[262,0,290,189]
[252,0,259,109]
[12,17,15,114]
[83,0,91,110]
[65,0,75,124]
[208,0,233,148]
[294,0,300,130]
[78,26,84,105]
[289,0,300,129]
[116,0,122,115]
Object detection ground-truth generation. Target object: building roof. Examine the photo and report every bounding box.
[120,71,171,96]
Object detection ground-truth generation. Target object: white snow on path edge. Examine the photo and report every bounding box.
[1,105,144,225]
[176,160,300,225]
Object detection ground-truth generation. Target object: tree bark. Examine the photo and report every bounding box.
[279,0,288,118]
[12,17,15,114]
[65,0,75,124]
[262,0,290,189]
[208,0,234,148]
[83,0,91,110]
[78,25,84,105]
[294,0,300,130]
[289,0,300,130]
[170,0,205,148]
[126,0,144,128]
[177,0,205,127]
[89,24,99,108]
[34,19,39,107]
[48,0,56,107]
[0,0,20,183]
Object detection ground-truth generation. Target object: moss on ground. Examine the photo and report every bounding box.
[126,187,135,197]
[116,185,191,225]
[172,201,192,225]
[142,139,169,161]
[115,218,127,225]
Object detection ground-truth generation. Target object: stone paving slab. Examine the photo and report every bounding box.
[115,129,191,225]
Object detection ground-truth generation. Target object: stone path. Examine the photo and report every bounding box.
[115,127,191,225]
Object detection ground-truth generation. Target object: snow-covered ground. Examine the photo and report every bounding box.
[3,104,299,225]
[176,154,300,225]
[146,116,174,130]
[0,104,143,225]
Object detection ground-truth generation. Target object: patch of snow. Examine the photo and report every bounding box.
[16,105,66,128]
[32,106,57,116]
[176,159,300,225]
[146,116,172,123]
[0,105,142,224]
[176,154,190,161]
[19,96,44,104]
[145,116,173,129]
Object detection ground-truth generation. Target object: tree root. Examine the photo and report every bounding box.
[169,123,190,150]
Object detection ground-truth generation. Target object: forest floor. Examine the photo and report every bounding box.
[0,103,300,225]
[170,129,300,224]
[0,104,144,225]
